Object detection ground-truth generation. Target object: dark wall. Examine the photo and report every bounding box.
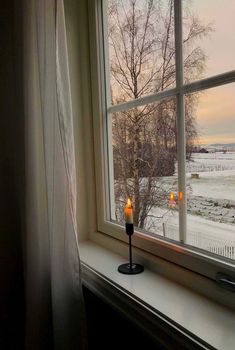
[83,287,164,350]
[0,1,25,349]
[83,286,209,350]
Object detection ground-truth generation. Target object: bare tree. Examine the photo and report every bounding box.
[108,0,212,229]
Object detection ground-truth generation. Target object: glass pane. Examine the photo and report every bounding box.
[109,99,179,241]
[183,0,235,83]
[106,0,175,105]
[185,84,235,260]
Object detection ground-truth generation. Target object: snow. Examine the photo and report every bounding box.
[148,208,235,241]
[187,213,235,239]
[185,154,235,225]
[146,209,235,259]
[186,152,235,174]
[148,152,235,259]
[187,172,235,200]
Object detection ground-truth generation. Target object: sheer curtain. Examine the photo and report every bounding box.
[23,0,87,349]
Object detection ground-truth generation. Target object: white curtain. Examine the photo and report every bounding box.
[23,0,87,349]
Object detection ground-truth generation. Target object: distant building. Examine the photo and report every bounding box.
[199,148,209,153]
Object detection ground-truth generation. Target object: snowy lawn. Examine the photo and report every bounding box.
[187,170,235,201]
[186,152,235,174]
[148,152,235,259]
[186,153,235,226]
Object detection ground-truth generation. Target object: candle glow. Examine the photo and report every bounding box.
[124,198,133,224]
[178,191,183,201]
[169,192,175,208]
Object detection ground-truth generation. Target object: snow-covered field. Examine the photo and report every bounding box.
[186,153,235,224]
[187,171,235,200]
[186,152,235,174]
[149,152,235,259]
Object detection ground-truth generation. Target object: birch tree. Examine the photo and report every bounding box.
[108,0,212,228]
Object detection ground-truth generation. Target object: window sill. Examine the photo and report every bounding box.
[80,240,235,350]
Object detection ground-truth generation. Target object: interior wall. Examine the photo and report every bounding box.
[0,0,25,348]
[83,286,165,350]
[64,0,97,241]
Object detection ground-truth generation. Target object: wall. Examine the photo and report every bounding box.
[83,286,164,350]
[64,0,97,241]
[0,0,25,348]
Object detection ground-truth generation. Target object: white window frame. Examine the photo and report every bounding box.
[89,0,235,284]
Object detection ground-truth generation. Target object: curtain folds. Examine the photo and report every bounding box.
[23,0,87,349]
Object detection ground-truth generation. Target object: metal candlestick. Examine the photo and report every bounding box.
[118,223,144,275]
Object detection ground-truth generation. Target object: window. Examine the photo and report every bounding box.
[91,0,235,281]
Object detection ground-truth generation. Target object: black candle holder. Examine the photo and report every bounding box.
[118,223,144,275]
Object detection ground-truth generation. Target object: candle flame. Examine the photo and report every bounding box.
[178,191,183,201]
[126,197,132,208]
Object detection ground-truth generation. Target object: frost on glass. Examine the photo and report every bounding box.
[185,84,235,260]
[110,99,179,241]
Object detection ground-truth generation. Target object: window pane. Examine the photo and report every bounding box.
[105,0,175,105]
[183,0,235,83]
[185,84,235,259]
[109,99,179,241]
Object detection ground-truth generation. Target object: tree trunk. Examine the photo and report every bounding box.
[133,116,140,226]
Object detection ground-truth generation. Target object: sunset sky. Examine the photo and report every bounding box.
[187,0,235,144]
[108,0,235,144]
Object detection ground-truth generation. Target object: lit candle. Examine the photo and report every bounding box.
[118,197,144,274]
[169,192,175,208]
[178,191,183,201]
[124,198,133,224]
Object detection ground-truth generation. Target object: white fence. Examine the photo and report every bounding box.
[163,223,235,260]
[187,231,235,260]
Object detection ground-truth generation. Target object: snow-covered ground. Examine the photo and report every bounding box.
[149,152,235,259]
[187,171,235,200]
[186,153,235,225]
[147,210,235,259]
[186,152,235,173]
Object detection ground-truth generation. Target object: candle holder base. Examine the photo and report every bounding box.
[118,263,144,275]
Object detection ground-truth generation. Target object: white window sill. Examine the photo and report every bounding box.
[80,240,235,350]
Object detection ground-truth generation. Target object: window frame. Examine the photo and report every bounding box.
[89,0,235,284]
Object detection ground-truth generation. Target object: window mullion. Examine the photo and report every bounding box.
[183,70,235,95]
[107,87,177,114]
[174,0,187,243]
[102,0,115,220]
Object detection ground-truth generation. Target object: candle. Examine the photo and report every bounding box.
[124,198,133,224]
[118,196,144,275]
[178,191,183,201]
[169,192,175,208]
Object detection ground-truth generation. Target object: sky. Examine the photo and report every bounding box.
[187,0,235,144]
[108,0,235,144]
